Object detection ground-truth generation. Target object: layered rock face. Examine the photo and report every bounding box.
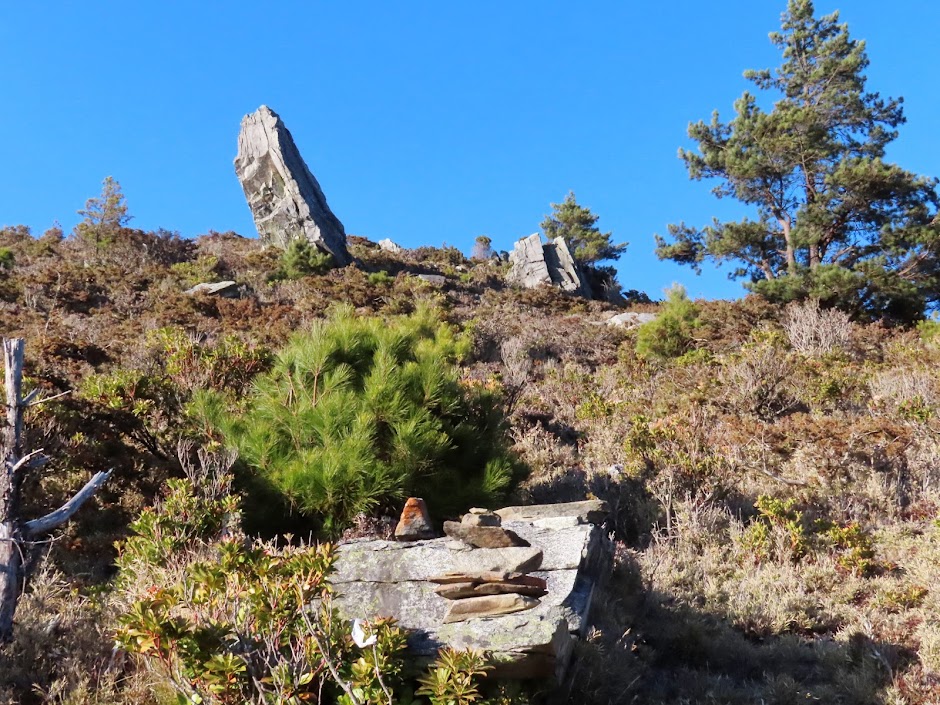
[234,106,351,266]
[506,234,592,298]
[332,499,612,681]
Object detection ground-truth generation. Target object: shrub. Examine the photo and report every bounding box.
[276,238,335,279]
[0,246,14,269]
[116,449,410,705]
[782,299,853,355]
[635,285,700,360]
[367,270,394,286]
[200,305,522,533]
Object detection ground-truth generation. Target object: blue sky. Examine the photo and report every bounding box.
[2,2,938,300]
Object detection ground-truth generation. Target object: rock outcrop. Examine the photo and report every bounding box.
[234,106,351,266]
[506,234,592,298]
[607,311,657,328]
[378,238,403,253]
[332,500,612,681]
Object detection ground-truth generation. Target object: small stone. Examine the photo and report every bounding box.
[185,281,240,298]
[443,521,529,549]
[394,497,435,541]
[429,571,521,584]
[442,594,540,623]
[416,274,446,286]
[472,581,548,598]
[461,512,501,527]
[435,578,548,600]
[468,507,489,515]
[434,582,480,599]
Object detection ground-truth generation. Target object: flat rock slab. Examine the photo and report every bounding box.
[333,543,543,583]
[607,311,657,328]
[443,521,529,548]
[496,499,608,526]
[443,594,540,624]
[461,511,501,527]
[434,575,548,599]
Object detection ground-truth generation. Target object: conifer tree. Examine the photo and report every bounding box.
[200,306,520,534]
[541,192,626,265]
[655,0,940,321]
[75,176,131,252]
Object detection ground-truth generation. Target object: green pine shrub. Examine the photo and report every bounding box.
[275,238,336,279]
[635,285,701,360]
[198,304,522,533]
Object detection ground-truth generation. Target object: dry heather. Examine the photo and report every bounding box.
[1,226,940,703]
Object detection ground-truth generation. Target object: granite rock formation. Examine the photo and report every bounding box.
[234,106,351,266]
[506,234,592,298]
[332,499,612,681]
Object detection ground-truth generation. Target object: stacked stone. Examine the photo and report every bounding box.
[431,509,547,624]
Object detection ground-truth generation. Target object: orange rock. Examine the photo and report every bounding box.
[394,497,435,541]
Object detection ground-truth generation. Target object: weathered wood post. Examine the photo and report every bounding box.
[0,338,25,638]
[0,338,111,641]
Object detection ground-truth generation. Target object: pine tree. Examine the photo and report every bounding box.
[75,176,132,252]
[198,306,521,534]
[541,192,626,265]
[655,0,940,321]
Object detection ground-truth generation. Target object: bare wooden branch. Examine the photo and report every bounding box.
[9,449,48,477]
[26,390,71,408]
[23,469,113,538]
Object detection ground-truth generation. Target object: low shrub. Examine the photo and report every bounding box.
[198,305,523,533]
[635,285,700,360]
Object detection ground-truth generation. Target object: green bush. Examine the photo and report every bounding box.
[276,238,335,279]
[116,455,410,705]
[367,270,394,286]
[635,285,701,360]
[199,305,522,533]
[0,247,14,270]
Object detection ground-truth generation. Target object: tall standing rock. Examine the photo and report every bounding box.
[234,106,351,266]
[506,233,591,298]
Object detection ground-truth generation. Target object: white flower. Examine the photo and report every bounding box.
[351,619,377,648]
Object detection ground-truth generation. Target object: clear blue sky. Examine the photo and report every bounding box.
[2,2,938,300]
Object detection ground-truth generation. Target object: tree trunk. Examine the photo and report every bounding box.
[0,338,110,641]
[0,339,25,640]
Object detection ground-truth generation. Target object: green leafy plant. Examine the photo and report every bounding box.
[368,270,394,286]
[635,285,701,360]
[199,305,522,533]
[154,327,270,395]
[116,462,409,705]
[275,239,335,280]
[822,521,879,576]
[416,648,492,705]
[749,495,810,561]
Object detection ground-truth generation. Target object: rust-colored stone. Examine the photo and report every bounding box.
[394,497,435,541]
